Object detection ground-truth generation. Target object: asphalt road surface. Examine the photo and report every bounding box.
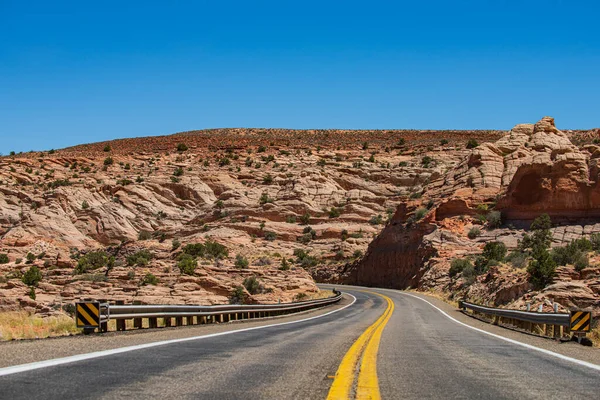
[1,286,599,399]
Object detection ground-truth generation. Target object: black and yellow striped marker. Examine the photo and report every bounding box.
[76,302,100,328]
[570,310,591,333]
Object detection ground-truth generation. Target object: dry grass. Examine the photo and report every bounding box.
[0,312,80,341]
[590,327,600,348]
[304,289,336,301]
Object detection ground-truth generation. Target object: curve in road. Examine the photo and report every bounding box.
[1,286,599,399]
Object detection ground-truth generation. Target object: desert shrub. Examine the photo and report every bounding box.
[257,145,266,153]
[300,213,311,225]
[235,254,249,269]
[353,250,363,258]
[173,167,184,177]
[298,233,312,244]
[506,251,528,268]
[486,210,502,229]
[369,215,383,225]
[142,273,159,286]
[259,192,273,204]
[421,156,433,167]
[230,286,246,304]
[48,179,71,189]
[449,258,471,278]
[293,249,318,268]
[466,139,479,149]
[341,229,349,241]
[262,174,273,184]
[22,265,42,286]
[81,200,90,210]
[171,239,181,251]
[182,243,205,257]
[440,139,449,145]
[138,231,152,241]
[551,238,592,271]
[524,214,556,289]
[26,252,36,263]
[0,254,9,264]
[468,227,481,239]
[204,240,229,259]
[177,254,197,275]
[328,207,342,218]
[126,249,153,267]
[590,233,600,252]
[103,144,111,152]
[414,208,427,220]
[176,143,188,152]
[362,141,369,150]
[482,241,507,262]
[218,157,231,167]
[286,215,297,224]
[461,264,477,283]
[264,231,277,241]
[243,276,263,295]
[75,251,109,274]
[104,157,113,166]
[316,158,326,167]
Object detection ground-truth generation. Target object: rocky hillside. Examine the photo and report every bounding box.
[346,117,600,318]
[0,128,503,316]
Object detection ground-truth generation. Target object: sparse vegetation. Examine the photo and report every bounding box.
[22,265,42,287]
[176,143,188,152]
[75,251,111,274]
[0,254,9,264]
[243,276,263,295]
[468,227,481,239]
[449,258,471,278]
[235,254,249,269]
[177,254,197,275]
[141,273,159,286]
[104,157,114,166]
[466,139,479,149]
[138,231,152,241]
[126,249,153,267]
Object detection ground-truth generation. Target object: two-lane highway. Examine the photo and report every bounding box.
[1,286,599,399]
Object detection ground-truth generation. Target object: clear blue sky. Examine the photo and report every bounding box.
[1,1,599,153]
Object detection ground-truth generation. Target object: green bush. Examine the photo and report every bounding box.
[551,238,592,271]
[449,258,471,278]
[235,254,249,268]
[414,208,427,220]
[103,145,111,152]
[440,139,449,145]
[127,249,153,267]
[468,227,481,239]
[466,139,479,149]
[173,167,184,177]
[138,231,152,241]
[527,250,557,289]
[590,233,600,252]
[353,250,363,258]
[22,265,42,286]
[421,156,433,167]
[259,192,273,204]
[286,215,297,224]
[262,174,273,184]
[369,215,383,225]
[177,143,188,152]
[0,254,9,264]
[182,243,205,257]
[257,145,266,153]
[300,213,311,225]
[104,157,113,166]
[81,200,90,210]
[486,211,502,229]
[204,240,229,259]
[328,207,342,218]
[243,276,263,295]
[26,252,36,263]
[142,273,159,286]
[279,258,290,271]
[75,251,109,274]
[482,241,507,262]
[230,286,246,304]
[177,254,197,275]
[264,231,277,241]
[171,239,181,251]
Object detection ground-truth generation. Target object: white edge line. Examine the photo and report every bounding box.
[385,289,600,372]
[0,294,357,377]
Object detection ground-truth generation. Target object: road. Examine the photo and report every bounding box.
[1,286,599,399]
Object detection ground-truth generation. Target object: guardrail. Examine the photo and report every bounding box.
[459,300,593,340]
[76,290,343,333]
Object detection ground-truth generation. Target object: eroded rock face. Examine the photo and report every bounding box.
[1,128,496,315]
[347,117,600,313]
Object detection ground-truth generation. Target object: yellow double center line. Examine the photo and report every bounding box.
[327,291,394,400]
